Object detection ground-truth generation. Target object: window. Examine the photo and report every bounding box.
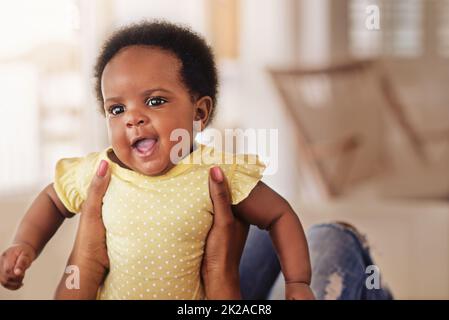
[349,0,431,58]
[436,0,449,57]
[349,0,383,57]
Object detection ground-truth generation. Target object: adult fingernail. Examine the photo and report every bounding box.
[97,160,108,177]
[211,166,223,182]
[14,268,22,276]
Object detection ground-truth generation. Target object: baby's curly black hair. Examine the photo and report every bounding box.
[94,20,218,122]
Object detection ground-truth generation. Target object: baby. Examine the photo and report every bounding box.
[0,21,313,300]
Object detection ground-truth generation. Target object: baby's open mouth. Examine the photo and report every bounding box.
[132,137,158,157]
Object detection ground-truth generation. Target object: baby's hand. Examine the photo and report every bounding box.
[0,243,36,290]
[285,282,315,300]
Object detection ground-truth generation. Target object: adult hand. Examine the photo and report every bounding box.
[54,160,111,299]
[202,166,249,300]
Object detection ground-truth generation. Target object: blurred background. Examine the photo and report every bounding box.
[1,0,449,299]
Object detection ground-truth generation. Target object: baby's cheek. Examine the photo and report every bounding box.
[109,123,127,146]
[107,121,121,144]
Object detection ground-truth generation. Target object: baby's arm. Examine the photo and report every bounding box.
[0,184,73,290]
[233,181,314,300]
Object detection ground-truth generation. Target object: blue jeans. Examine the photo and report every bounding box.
[239,223,393,300]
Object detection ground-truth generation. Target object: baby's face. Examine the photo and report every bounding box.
[101,45,197,176]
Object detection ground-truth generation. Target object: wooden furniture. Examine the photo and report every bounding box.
[269,61,380,198]
[268,60,448,199]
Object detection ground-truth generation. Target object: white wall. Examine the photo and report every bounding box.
[112,0,207,34]
[236,0,300,200]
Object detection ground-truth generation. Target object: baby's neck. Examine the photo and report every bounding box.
[107,149,131,170]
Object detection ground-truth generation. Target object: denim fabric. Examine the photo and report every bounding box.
[239,226,281,300]
[239,223,393,300]
[307,223,393,300]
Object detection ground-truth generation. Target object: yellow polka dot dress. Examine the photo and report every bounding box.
[53,144,266,300]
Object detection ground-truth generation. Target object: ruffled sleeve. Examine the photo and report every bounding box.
[53,157,84,214]
[53,151,104,214]
[229,153,266,205]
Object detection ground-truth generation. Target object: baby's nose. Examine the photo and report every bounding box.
[126,112,148,128]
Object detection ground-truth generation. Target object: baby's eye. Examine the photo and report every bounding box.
[145,97,167,107]
[109,105,125,116]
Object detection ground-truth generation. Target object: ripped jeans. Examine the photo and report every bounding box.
[239,223,393,300]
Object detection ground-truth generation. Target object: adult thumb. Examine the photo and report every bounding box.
[208,166,234,227]
[84,160,111,213]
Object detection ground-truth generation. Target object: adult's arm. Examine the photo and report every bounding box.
[54,160,110,299]
[202,166,249,299]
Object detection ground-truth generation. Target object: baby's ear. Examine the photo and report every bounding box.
[194,96,213,131]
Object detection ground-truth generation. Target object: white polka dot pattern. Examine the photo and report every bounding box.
[54,144,266,300]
